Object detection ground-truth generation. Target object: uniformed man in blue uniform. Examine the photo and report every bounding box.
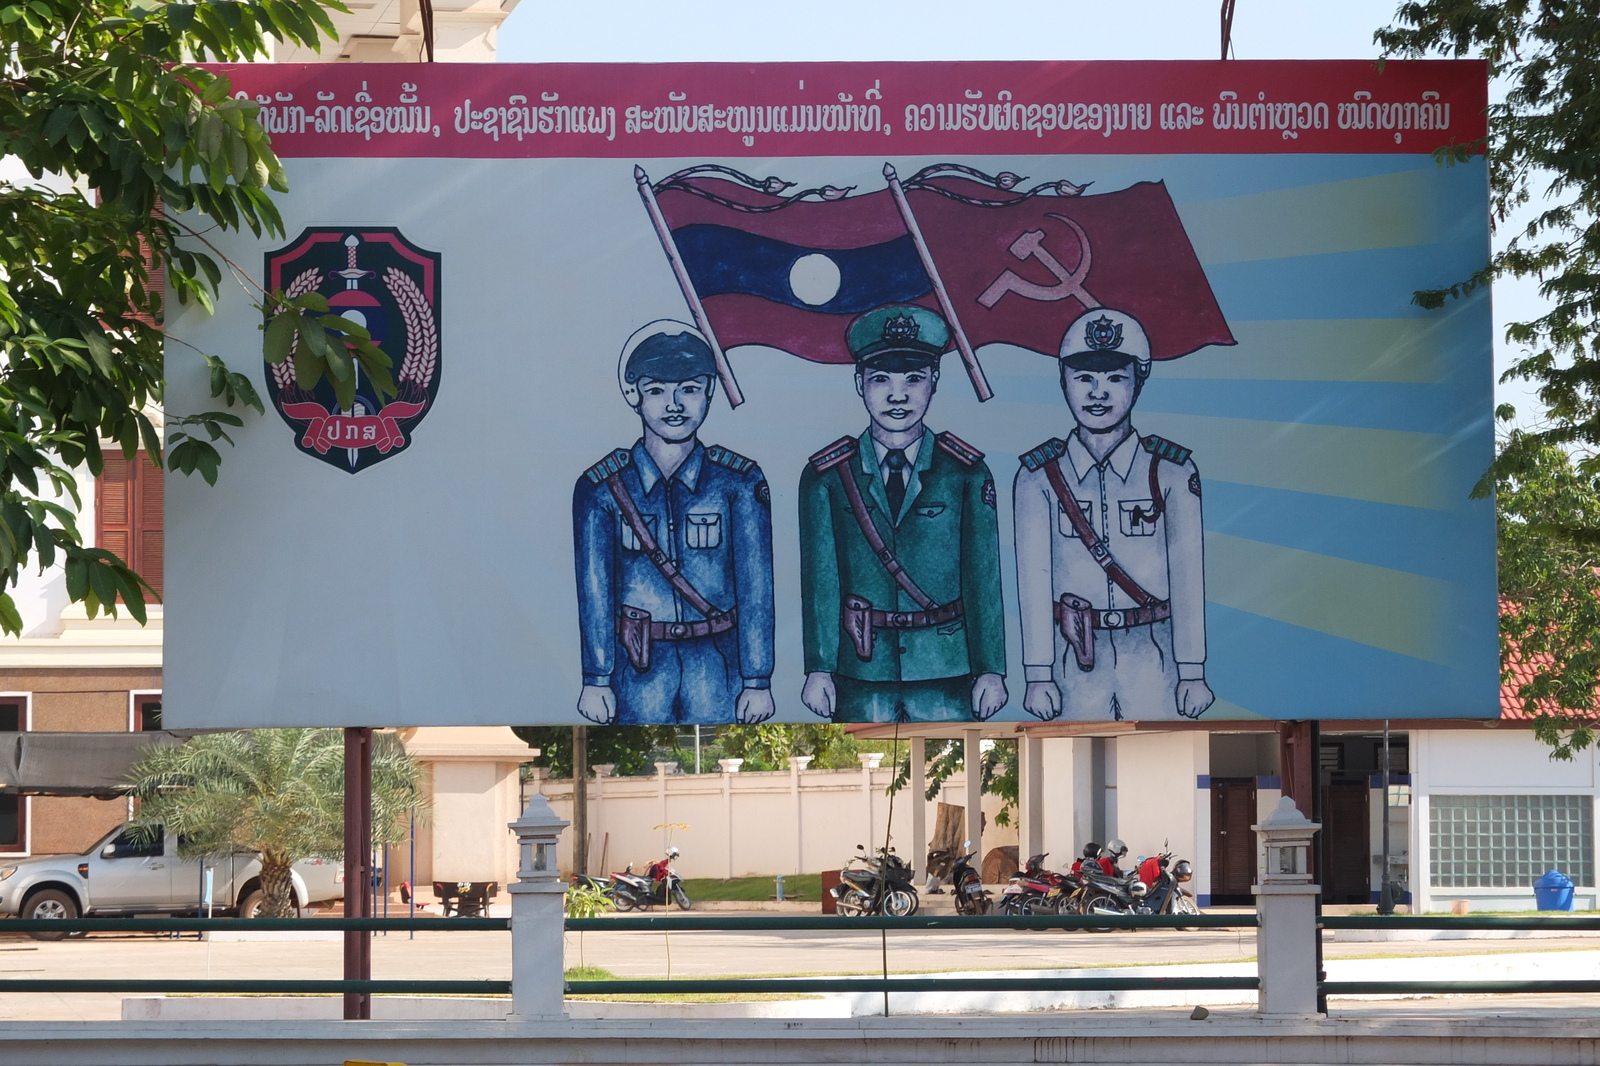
[573,320,775,726]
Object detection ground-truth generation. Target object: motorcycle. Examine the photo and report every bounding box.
[833,843,919,917]
[1074,840,1139,922]
[610,846,692,911]
[1134,850,1201,919]
[949,842,991,916]
[998,853,1074,916]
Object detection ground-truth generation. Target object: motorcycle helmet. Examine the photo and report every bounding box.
[1082,843,1101,859]
[1105,839,1128,860]
[1129,881,1149,897]
[667,846,680,859]
[1174,860,1193,883]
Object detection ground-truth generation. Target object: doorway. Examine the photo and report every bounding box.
[1321,780,1371,904]
[1210,778,1256,905]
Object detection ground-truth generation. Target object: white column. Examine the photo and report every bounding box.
[1253,796,1321,1018]
[508,793,569,1019]
[1019,734,1044,862]
[788,755,812,874]
[963,729,983,863]
[654,761,675,853]
[719,758,742,879]
[909,739,927,881]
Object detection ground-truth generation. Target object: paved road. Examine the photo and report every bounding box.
[3,923,1599,1021]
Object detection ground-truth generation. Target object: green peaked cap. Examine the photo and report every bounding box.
[845,304,950,370]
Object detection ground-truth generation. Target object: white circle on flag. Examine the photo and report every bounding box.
[789,254,841,306]
[340,310,368,329]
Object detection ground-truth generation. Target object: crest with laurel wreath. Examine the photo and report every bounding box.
[262,228,442,474]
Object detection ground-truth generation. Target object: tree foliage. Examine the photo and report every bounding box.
[0,0,356,633]
[1494,434,1600,756]
[124,729,424,917]
[1378,3,1600,750]
[512,725,680,778]
[889,737,1019,826]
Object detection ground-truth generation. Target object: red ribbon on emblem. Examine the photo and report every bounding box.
[280,401,428,454]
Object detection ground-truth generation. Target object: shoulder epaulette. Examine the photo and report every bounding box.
[582,448,632,484]
[1141,435,1192,465]
[934,431,984,467]
[1018,437,1068,472]
[809,436,857,472]
[705,444,755,475]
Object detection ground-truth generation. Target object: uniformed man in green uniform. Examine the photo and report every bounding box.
[798,305,1008,723]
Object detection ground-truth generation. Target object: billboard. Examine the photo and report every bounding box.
[164,60,1495,729]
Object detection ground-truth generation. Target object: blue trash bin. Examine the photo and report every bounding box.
[1533,869,1575,911]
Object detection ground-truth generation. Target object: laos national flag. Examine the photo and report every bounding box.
[648,169,935,365]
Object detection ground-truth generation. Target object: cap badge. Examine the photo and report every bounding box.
[883,313,920,345]
[1085,315,1123,351]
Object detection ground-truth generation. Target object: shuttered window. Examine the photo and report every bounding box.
[96,452,162,601]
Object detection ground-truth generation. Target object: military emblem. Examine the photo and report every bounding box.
[883,312,921,345]
[1084,314,1123,351]
[263,228,441,474]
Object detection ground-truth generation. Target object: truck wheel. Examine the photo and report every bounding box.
[237,888,300,919]
[24,889,78,941]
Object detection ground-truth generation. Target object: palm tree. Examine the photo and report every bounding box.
[124,729,424,917]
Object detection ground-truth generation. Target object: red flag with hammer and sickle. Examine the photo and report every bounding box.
[904,176,1234,360]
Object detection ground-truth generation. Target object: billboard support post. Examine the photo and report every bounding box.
[343,726,373,1021]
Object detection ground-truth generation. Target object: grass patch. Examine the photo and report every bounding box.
[679,873,822,902]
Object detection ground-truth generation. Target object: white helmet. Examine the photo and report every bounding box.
[1059,308,1151,373]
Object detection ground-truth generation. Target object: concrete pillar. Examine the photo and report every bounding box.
[1253,796,1321,1018]
[719,759,742,878]
[858,752,883,844]
[508,793,569,1019]
[1018,734,1044,862]
[963,729,983,863]
[788,755,812,874]
[654,761,676,852]
[909,739,927,881]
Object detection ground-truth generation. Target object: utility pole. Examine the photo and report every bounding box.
[572,725,589,877]
[1378,720,1395,914]
[1220,0,1237,60]
[342,726,373,1020]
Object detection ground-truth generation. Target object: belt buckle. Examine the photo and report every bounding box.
[891,612,910,628]
[669,623,688,638]
[1102,610,1124,629]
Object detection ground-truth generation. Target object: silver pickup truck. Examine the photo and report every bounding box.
[0,823,344,938]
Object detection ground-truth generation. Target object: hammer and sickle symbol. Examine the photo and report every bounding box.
[977,213,1101,311]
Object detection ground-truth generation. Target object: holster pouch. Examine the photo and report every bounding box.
[618,605,653,672]
[1058,594,1095,673]
[843,594,874,662]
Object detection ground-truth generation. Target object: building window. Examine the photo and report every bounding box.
[135,695,162,732]
[0,697,24,851]
[95,451,162,601]
[1430,794,1595,888]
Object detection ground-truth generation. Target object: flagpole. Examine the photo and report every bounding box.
[634,166,745,409]
[883,163,993,403]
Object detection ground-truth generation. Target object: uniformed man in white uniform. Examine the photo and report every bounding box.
[1013,308,1213,721]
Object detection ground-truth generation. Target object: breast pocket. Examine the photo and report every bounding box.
[619,513,658,552]
[1119,499,1158,536]
[1058,498,1092,538]
[685,511,724,550]
[914,502,947,520]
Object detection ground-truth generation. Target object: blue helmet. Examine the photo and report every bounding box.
[618,321,717,406]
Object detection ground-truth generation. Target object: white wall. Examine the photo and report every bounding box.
[1113,732,1207,876]
[1414,728,1600,913]
[537,763,1017,881]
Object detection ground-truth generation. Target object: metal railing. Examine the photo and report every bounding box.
[1317,913,1600,998]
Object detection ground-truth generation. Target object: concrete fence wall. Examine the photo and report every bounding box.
[530,760,1018,881]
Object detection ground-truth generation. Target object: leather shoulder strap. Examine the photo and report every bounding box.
[602,472,724,619]
[1040,458,1158,608]
[830,457,939,612]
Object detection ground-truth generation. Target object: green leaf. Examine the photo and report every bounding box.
[0,595,22,637]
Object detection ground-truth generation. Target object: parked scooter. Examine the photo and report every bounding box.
[833,843,919,917]
[1134,850,1201,918]
[998,853,1074,916]
[949,842,991,916]
[610,846,692,911]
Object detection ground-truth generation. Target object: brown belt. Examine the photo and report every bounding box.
[1053,595,1170,673]
[617,605,737,673]
[843,595,963,661]
[1052,599,1170,631]
[869,601,964,629]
